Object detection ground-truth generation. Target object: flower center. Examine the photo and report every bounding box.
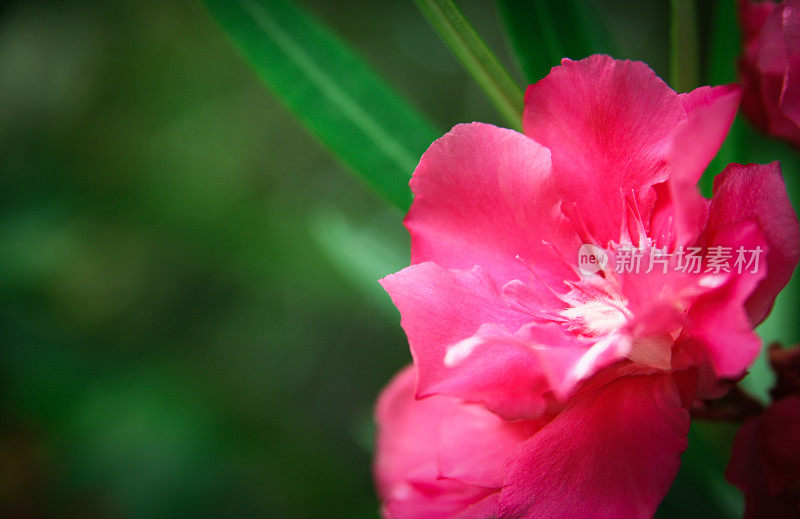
[559,298,630,336]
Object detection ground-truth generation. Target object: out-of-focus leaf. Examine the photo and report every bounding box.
[704,0,742,195]
[496,0,616,84]
[670,0,699,93]
[707,0,740,86]
[202,0,441,211]
[658,422,743,519]
[309,208,407,318]
[739,344,776,403]
[414,0,523,130]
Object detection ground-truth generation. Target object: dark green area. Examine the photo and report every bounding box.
[0,1,507,516]
[497,0,617,84]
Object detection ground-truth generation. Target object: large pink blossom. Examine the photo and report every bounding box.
[374,55,799,518]
[739,0,800,146]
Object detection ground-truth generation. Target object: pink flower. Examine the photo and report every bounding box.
[726,396,800,518]
[374,55,799,518]
[374,366,533,518]
[739,0,800,146]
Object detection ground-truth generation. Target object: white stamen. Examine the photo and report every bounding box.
[443,336,484,367]
[570,333,619,381]
[560,299,629,335]
[698,274,727,288]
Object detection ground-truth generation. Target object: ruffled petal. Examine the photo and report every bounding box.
[437,403,546,489]
[406,122,579,286]
[523,56,685,246]
[380,263,548,419]
[778,1,800,127]
[675,221,767,379]
[498,374,689,519]
[672,85,742,183]
[739,0,779,131]
[374,367,498,519]
[748,0,800,142]
[650,85,740,248]
[706,162,799,324]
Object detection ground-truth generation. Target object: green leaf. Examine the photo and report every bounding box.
[414,0,524,130]
[703,0,742,196]
[706,0,740,86]
[308,208,408,319]
[497,0,617,84]
[657,422,743,519]
[670,0,700,93]
[202,0,441,211]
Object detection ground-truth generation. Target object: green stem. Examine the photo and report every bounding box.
[414,0,524,130]
[670,0,699,92]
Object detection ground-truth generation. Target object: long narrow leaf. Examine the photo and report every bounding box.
[670,0,700,92]
[706,0,740,86]
[414,0,524,130]
[703,0,742,196]
[309,208,407,319]
[497,0,617,84]
[202,0,441,211]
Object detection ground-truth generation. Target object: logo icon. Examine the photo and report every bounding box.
[578,244,608,276]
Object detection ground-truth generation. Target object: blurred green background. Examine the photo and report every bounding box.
[0,0,797,517]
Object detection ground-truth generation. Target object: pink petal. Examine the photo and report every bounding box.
[650,85,740,248]
[748,0,800,143]
[374,366,453,496]
[374,366,498,519]
[381,479,498,519]
[498,374,690,519]
[756,1,789,77]
[521,325,628,400]
[738,0,782,133]
[706,162,799,324]
[740,0,777,47]
[406,122,579,286]
[673,85,742,184]
[437,403,546,489]
[649,180,710,250]
[675,221,767,379]
[523,56,685,246]
[778,1,800,127]
[380,263,547,419]
[381,259,625,417]
[385,461,503,518]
